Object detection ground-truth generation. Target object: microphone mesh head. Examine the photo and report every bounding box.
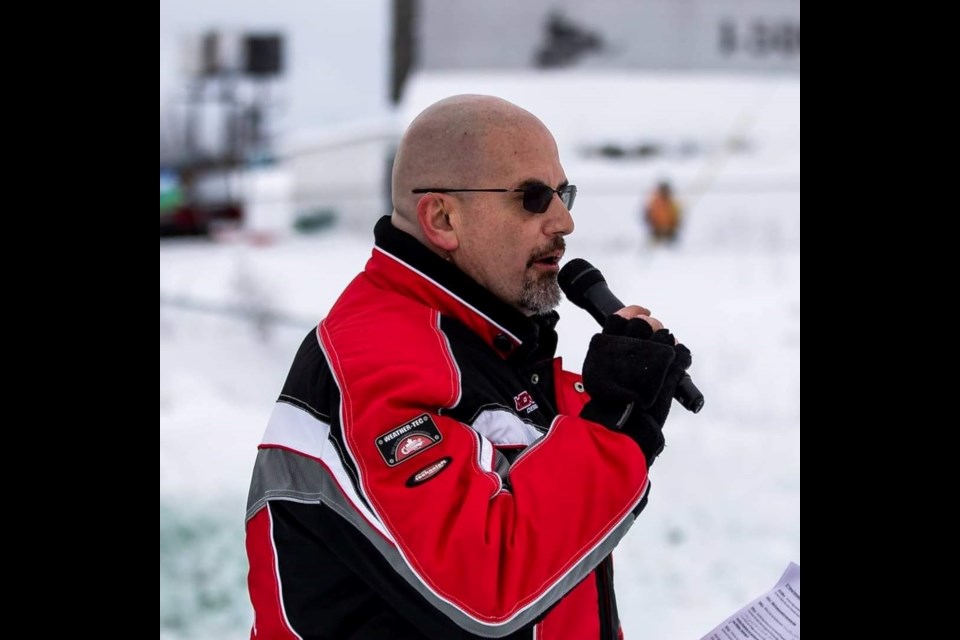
[558,258,606,303]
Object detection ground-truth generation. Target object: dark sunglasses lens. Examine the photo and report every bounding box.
[522,185,554,213]
[521,185,577,213]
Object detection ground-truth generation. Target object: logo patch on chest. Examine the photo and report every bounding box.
[405,457,453,487]
[375,414,443,466]
[514,390,539,414]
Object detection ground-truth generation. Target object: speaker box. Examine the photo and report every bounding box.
[245,35,283,76]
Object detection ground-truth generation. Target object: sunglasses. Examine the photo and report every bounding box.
[412,183,577,214]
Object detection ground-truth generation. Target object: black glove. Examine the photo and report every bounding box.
[643,330,692,428]
[580,315,693,465]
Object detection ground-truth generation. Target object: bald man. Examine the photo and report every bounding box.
[245,95,692,639]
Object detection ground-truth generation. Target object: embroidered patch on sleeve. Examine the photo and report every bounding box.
[375,414,443,466]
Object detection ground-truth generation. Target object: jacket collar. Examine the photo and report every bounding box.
[366,216,559,361]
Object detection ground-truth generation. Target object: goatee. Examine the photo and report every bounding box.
[518,272,562,314]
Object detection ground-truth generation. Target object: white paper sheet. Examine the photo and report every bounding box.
[699,562,800,640]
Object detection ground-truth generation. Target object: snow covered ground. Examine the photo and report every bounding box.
[160,75,799,640]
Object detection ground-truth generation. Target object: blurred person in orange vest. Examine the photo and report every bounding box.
[643,180,682,244]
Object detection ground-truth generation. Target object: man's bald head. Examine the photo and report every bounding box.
[391,95,552,235]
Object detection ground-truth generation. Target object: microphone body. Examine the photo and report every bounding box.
[559,259,704,414]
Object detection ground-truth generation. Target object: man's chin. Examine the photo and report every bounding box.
[518,277,562,315]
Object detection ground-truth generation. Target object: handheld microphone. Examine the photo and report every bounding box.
[558,258,704,414]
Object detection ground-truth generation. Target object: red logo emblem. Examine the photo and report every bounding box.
[396,434,433,462]
[514,391,538,413]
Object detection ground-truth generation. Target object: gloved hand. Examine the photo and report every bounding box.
[580,314,693,465]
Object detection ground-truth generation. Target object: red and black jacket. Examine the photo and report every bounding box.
[246,217,651,639]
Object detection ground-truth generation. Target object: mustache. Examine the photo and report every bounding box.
[527,237,566,267]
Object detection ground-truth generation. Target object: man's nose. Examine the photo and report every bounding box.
[546,197,575,236]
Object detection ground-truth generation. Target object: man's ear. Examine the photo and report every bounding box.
[416,194,459,252]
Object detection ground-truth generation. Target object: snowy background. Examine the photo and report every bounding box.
[161,5,798,636]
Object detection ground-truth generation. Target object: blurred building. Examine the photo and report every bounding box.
[393,0,799,100]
